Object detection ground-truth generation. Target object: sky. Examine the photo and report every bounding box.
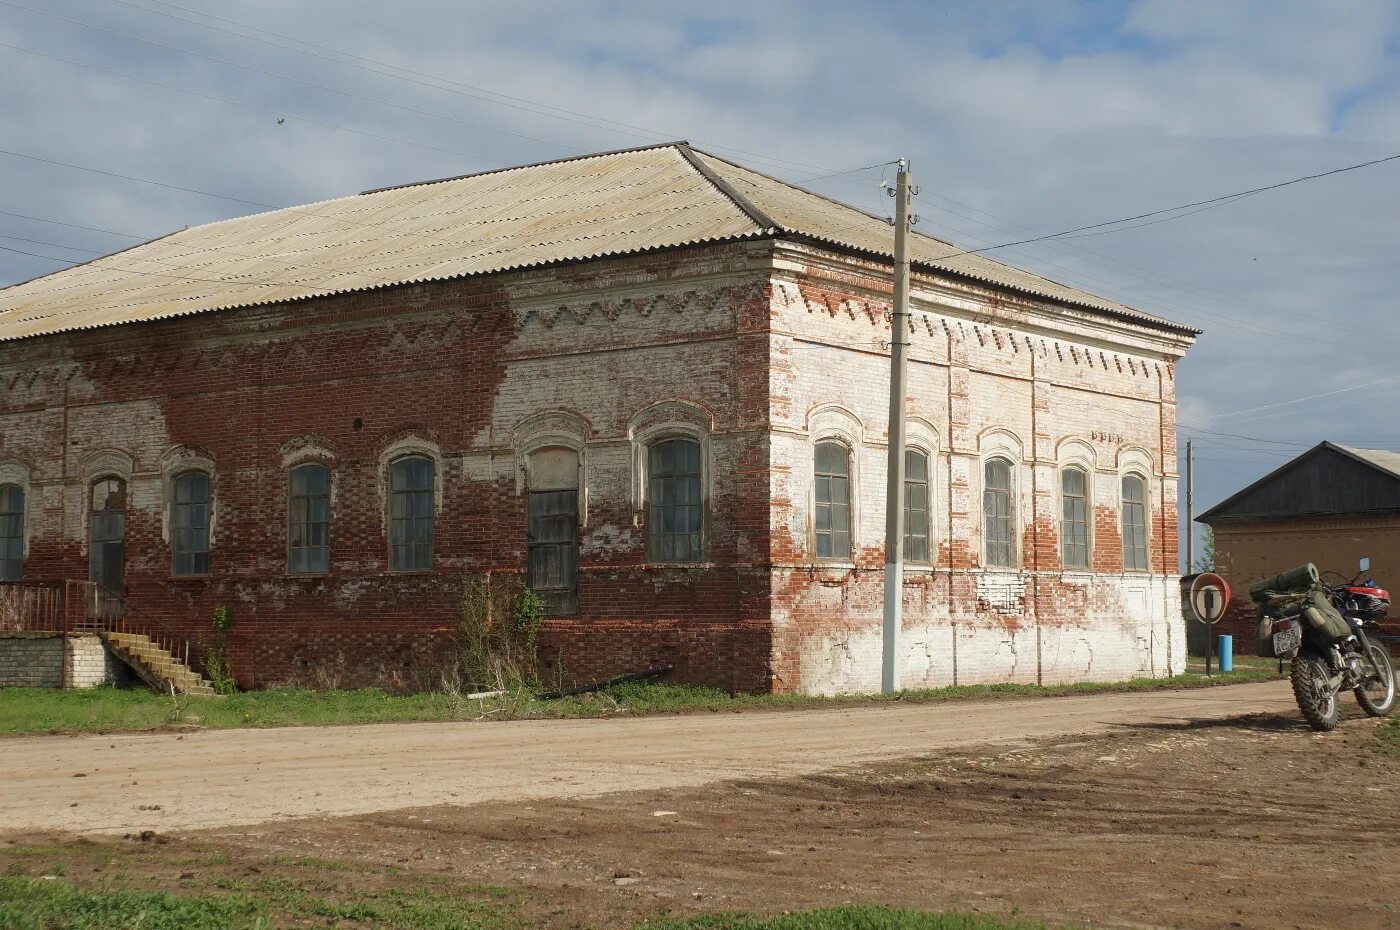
[2,0,1398,568]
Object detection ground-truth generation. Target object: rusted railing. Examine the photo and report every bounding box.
[0,580,63,632]
[77,581,195,673]
[2,579,197,684]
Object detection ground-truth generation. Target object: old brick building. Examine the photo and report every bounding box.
[0,143,1196,693]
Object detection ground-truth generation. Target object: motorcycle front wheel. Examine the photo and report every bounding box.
[1354,642,1396,718]
[1291,654,1341,731]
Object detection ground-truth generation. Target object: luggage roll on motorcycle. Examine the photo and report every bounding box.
[1253,557,1397,731]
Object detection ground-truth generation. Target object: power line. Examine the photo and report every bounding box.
[0,0,584,155]
[0,148,269,208]
[0,41,500,168]
[110,0,866,182]
[10,0,1391,352]
[0,210,144,239]
[1193,377,1396,424]
[925,151,1400,262]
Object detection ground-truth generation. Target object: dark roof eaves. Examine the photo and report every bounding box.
[1196,441,1400,522]
[1196,442,1329,522]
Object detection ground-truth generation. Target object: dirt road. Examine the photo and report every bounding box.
[2,681,1294,835]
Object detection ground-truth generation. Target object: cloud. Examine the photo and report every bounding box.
[1,0,1398,557]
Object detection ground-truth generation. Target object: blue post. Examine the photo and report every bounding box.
[1218,635,1233,673]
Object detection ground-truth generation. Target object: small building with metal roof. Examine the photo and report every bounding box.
[1199,442,1400,648]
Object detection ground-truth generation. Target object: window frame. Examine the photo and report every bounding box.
[170,470,211,577]
[982,456,1017,569]
[388,454,435,572]
[903,448,931,564]
[0,482,23,582]
[1059,465,1091,571]
[813,439,854,562]
[1121,472,1150,573]
[645,436,704,563]
[287,462,332,575]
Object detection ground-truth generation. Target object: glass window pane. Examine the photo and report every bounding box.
[0,485,22,581]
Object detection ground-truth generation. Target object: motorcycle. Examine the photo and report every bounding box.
[1258,557,1396,731]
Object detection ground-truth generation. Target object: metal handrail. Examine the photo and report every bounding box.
[0,580,64,632]
[73,581,196,672]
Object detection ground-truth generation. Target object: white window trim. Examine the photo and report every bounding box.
[628,401,712,525]
[160,447,216,549]
[513,411,589,523]
[1055,438,1097,573]
[807,404,864,564]
[1119,469,1152,575]
[902,444,935,566]
[978,428,1025,571]
[379,435,444,572]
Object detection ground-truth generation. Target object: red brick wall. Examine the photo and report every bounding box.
[0,243,776,691]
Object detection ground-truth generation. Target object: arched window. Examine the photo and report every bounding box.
[0,484,23,581]
[1060,467,1090,570]
[903,449,930,563]
[389,455,434,571]
[647,437,702,562]
[172,471,211,576]
[814,440,852,559]
[983,458,1015,568]
[288,463,331,574]
[1121,474,1149,572]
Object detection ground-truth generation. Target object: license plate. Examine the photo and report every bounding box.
[1273,623,1302,655]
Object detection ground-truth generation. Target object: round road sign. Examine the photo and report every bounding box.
[1189,572,1231,625]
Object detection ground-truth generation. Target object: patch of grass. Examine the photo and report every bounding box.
[1378,717,1400,753]
[0,663,1284,736]
[642,906,1061,930]
[0,874,523,930]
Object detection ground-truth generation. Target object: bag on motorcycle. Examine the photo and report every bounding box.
[1248,563,1319,603]
[1298,589,1351,641]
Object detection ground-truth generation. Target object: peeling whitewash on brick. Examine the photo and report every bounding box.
[767,242,1189,694]
[0,233,1192,694]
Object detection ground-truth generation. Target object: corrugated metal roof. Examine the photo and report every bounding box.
[0,142,1194,342]
[693,151,1186,330]
[1337,445,1400,480]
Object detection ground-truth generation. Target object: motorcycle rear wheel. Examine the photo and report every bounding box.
[1291,654,1341,731]
[1354,642,1396,718]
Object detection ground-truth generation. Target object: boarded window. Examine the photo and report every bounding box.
[288,463,331,574]
[389,456,434,571]
[648,438,702,562]
[1060,467,1090,569]
[528,489,579,615]
[983,458,1015,568]
[172,471,211,576]
[814,440,852,560]
[1122,474,1149,572]
[0,484,22,582]
[903,450,930,563]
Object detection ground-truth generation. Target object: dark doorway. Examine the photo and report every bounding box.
[527,489,578,616]
[89,477,126,621]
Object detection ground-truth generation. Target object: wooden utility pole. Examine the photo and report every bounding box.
[1185,439,1194,574]
[881,159,912,695]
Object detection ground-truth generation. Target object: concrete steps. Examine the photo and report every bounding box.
[100,631,217,696]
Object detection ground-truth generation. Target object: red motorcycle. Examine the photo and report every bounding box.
[1263,557,1396,731]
